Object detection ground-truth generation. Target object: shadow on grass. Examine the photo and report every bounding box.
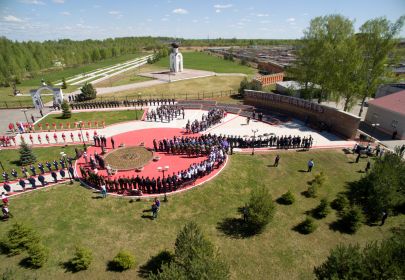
[298,169,307,173]
[328,220,356,234]
[216,218,258,239]
[276,197,292,205]
[91,196,103,199]
[60,260,81,273]
[138,250,174,278]
[141,214,154,220]
[18,257,39,269]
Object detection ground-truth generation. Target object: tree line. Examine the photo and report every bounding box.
[0,36,297,87]
[290,15,404,116]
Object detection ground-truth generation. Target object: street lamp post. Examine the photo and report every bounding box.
[251,129,258,155]
[157,165,169,178]
[371,123,380,142]
[21,109,29,123]
[78,121,86,150]
[60,152,73,184]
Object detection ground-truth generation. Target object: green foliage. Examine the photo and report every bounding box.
[149,222,230,280]
[69,246,93,272]
[313,198,331,219]
[348,149,405,222]
[26,243,48,268]
[238,77,263,96]
[305,172,326,198]
[331,193,350,214]
[314,243,363,279]
[338,206,364,234]
[296,217,317,234]
[61,100,71,119]
[247,186,276,233]
[305,185,318,198]
[78,82,97,101]
[314,235,405,279]
[2,223,40,256]
[279,190,295,205]
[61,77,67,89]
[110,250,136,271]
[19,139,37,166]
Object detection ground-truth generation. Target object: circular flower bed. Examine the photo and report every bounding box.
[104,146,153,171]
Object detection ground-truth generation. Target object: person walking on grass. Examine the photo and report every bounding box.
[101,184,107,198]
[307,159,314,172]
[274,155,280,167]
[152,201,159,220]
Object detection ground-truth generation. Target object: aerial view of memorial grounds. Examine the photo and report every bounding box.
[0,0,404,279]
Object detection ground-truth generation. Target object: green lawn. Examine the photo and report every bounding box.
[95,68,154,87]
[35,110,143,130]
[19,53,145,87]
[0,150,401,279]
[0,145,81,181]
[153,52,256,75]
[100,76,244,100]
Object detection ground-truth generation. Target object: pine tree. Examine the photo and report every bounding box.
[61,100,71,119]
[78,82,97,101]
[19,139,36,166]
[61,77,67,89]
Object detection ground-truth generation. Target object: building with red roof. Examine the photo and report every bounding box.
[365,90,405,139]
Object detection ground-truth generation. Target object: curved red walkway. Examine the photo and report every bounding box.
[75,128,227,197]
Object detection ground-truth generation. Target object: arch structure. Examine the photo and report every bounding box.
[169,43,183,73]
[30,86,64,110]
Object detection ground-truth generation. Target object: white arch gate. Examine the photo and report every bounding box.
[30,86,64,110]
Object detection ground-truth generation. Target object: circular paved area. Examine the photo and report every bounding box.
[104,146,153,170]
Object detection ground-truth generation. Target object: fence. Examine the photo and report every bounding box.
[93,90,238,102]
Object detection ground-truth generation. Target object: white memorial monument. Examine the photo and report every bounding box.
[30,81,64,110]
[169,43,183,73]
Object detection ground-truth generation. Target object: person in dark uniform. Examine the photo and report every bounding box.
[19,178,26,191]
[3,183,11,192]
[11,169,18,179]
[380,211,388,226]
[111,137,115,149]
[60,159,65,170]
[274,155,280,167]
[28,176,36,189]
[53,160,59,170]
[2,171,9,182]
[365,160,371,173]
[38,174,46,186]
[38,163,45,174]
[59,169,66,179]
[46,161,52,172]
[29,165,36,176]
[68,166,75,179]
[51,171,58,183]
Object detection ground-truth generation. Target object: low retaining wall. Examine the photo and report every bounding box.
[244,90,360,139]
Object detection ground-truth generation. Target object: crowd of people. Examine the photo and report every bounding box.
[153,134,230,156]
[185,108,226,133]
[69,97,176,109]
[146,105,185,122]
[80,135,228,196]
[225,134,314,150]
[1,156,76,194]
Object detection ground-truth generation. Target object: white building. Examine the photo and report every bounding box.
[169,43,183,73]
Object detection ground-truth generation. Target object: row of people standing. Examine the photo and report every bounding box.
[185,108,226,133]
[146,105,185,123]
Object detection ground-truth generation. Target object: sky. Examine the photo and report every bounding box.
[0,0,404,41]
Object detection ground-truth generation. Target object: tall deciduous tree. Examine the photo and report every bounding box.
[357,16,405,117]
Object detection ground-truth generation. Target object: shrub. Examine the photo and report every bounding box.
[296,217,317,234]
[78,82,97,101]
[4,223,40,256]
[312,172,327,186]
[19,139,37,166]
[279,190,295,205]
[61,77,67,89]
[313,198,331,219]
[306,185,317,198]
[26,243,48,268]
[331,193,349,213]
[338,205,364,234]
[61,100,71,119]
[110,250,135,271]
[69,246,93,272]
[247,186,276,233]
[314,235,405,279]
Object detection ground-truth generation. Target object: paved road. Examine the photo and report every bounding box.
[0,107,54,135]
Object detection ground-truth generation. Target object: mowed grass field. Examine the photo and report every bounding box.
[0,150,401,279]
[154,52,256,75]
[35,110,143,130]
[100,76,244,100]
